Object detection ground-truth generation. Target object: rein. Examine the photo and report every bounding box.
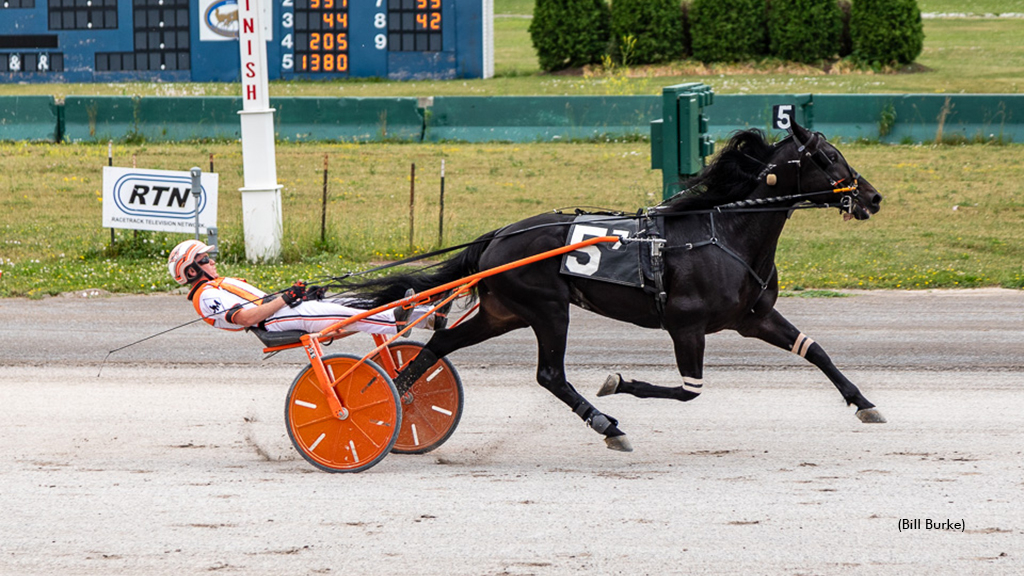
[312,133,865,309]
[309,183,855,296]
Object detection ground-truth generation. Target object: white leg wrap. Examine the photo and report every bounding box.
[682,377,704,395]
[791,333,815,358]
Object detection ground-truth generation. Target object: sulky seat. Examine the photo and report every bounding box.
[247,327,306,348]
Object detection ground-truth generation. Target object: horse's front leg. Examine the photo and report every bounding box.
[736,309,886,423]
[598,327,707,402]
[531,320,633,452]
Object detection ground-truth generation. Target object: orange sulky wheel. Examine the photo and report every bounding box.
[371,341,464,454]
[284,354,401,473]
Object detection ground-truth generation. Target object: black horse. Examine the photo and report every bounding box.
[346,120,885,452]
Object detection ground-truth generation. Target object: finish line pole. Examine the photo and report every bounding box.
[237,0,282,262]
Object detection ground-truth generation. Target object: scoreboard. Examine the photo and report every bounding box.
[0,0,493,82]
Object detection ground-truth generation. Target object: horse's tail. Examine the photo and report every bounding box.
[340,229,499,308]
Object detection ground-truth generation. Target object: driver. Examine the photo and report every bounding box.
[168,239,439,336]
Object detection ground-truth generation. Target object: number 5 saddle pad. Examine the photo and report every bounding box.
[559,214,645,288]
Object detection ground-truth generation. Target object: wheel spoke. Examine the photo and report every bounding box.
[409,410,442,436]
[407,387,455,401]
[349,419,384,450]
[294,414,337,430]
[348,396,394,413]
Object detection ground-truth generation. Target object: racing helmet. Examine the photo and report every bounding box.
[168,239,215,284]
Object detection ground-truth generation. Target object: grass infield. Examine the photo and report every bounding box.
[1,140,1021,297]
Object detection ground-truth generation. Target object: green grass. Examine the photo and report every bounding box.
[920,1,1024,13]
[2,140,1022,297]
[494,17,540,78]
[494,0,534,15]
[780,290,850,298]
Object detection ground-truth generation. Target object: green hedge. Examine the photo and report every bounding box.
[850,0,924,66]
[689,0,767,63]
[530,0,611,72]
[609,0,684,65]
[838,0,853,57]
[767,0,843,63]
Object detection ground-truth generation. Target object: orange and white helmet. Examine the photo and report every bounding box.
[168,240,215,284]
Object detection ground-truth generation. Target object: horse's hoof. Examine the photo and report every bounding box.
[597,374,621,397]
[856,408,887,423]
[604,434,633,452]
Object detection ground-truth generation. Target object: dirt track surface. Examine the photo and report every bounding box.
[2,289,1023,575]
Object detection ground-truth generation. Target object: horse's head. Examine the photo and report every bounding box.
[775,121,882,220]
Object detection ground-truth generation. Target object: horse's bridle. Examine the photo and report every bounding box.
[794,132,862,216]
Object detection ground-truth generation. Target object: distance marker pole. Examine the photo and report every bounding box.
[409,163,416,252]
[438,159,445,247]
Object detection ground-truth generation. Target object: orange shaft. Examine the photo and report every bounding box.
[311,235,622,338]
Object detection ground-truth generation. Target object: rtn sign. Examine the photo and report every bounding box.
[102,167,219,234]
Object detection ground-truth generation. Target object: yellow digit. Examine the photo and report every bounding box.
[416,13,427,29]
[430,12,440,30]
[322,13,334,27]
[310,32,320,50]
[339,54,348,71]
[431,0,440,8]
[311,0,319,8]
[337,33,348,51]
[338,12,347,28]
[325,53,334,72]
[311,53,320,72]
[324,0,333,9]
[417,0,427,8]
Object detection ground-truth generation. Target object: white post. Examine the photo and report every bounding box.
[237,0,283,262]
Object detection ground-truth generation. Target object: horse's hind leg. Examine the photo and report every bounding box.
[529,314,632,452]
[737,309,886,423]
[599,328,707,403]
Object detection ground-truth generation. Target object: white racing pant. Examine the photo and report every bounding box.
[262,298,430,335]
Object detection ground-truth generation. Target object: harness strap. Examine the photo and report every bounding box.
[673,212,777,312]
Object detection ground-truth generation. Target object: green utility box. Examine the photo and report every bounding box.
[650,83,715,200]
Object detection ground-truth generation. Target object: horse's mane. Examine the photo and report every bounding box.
[661,129,777,211]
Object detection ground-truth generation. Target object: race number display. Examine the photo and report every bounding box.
[560,216,643,288]
[0,0,491,82]
[772,104,795,131]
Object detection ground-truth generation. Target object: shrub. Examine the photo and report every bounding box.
[609,0,684,65]
[690,0,768,63]
[837,0,853,57]
[680,2,693,57]
[850,0,924,66]
[530,0,612,72]
[767,0,842,63]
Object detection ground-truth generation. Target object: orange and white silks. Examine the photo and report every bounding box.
[189,277,267,331]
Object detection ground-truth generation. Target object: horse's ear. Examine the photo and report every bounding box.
[790,118,812,147]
